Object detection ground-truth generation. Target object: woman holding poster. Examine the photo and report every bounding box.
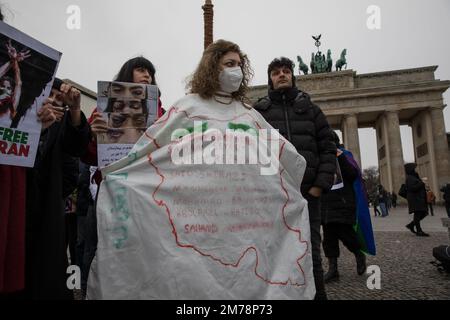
[82,56,164,169]
[78,57,164,298]
[88,57,163,145]
[0,19,90,299]
[0,17,62,297]
[0,105,57,297]
[22,78,90,300]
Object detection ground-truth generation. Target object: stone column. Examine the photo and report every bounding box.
[429,106,450,199]
[341,113,361,166]
[385,111,405,197]
[375,115,392,192]
[411,110,439,201]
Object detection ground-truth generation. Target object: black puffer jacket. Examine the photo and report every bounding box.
[321,152,358,225]
[404,164,428,214]
[254,87,337,195]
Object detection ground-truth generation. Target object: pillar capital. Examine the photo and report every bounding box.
[385,109,400,116]
[429,105,444,111]
[343,113,358,120]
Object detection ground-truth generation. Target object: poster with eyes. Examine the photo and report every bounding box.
[0,21,61,167]
[97,81,159,168]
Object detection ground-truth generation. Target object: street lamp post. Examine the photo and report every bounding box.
[202,0,214,50]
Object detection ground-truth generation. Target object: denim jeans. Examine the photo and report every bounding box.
[379,202,388,217]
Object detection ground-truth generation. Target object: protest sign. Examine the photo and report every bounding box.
[0,21,61,167]
[96,81,158,168]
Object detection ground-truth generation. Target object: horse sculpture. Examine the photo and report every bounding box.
[326,49,333,72]
[310,52,316,73]
[335,49,347,71]
[297,55,309,75]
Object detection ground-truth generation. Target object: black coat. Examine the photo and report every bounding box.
[25,111,89,299]
[404,169,428,214]
[441,184,450,204]
[62,154,79,199]
[321,152,358,225]
[254,87,336,195]
[76,161,94,217]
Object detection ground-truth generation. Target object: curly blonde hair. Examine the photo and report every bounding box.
[187,39,253,102]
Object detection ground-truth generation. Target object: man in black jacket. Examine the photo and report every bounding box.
[321,132,366,283]
[254,57,336,300]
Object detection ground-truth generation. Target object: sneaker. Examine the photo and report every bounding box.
[416,231,430,237]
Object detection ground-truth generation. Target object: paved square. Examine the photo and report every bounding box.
[324,205,450,300]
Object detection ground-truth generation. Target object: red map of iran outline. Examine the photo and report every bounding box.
[144,107,311,287]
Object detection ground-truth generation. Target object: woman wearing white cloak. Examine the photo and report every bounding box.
[88,40,315,300]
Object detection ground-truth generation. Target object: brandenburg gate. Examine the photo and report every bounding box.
[249,66,450,202]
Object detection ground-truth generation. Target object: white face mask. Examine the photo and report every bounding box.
[219,66,243,94]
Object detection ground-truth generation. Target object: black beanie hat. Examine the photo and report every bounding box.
[267,57,296,89]
[331,130,341,146]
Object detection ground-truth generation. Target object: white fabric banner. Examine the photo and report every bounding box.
[87,94,315,299]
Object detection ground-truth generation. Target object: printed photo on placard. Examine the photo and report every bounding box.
[96,81,158,168]
[0,20,61,167]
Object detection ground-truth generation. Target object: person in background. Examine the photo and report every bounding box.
[440,183,450,218]
[24,78,90,299]
[391,192,397,208]
[321,132,366,283]
[386,192,392,210]
[404,163,430,237]
[377,185,389,217]
[423,178,435,216]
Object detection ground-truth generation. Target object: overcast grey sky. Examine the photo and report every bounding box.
[3,0,450,169]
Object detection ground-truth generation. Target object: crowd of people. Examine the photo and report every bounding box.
[1,9,449,300]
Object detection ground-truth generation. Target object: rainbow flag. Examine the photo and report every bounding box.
[342,149,376,256]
